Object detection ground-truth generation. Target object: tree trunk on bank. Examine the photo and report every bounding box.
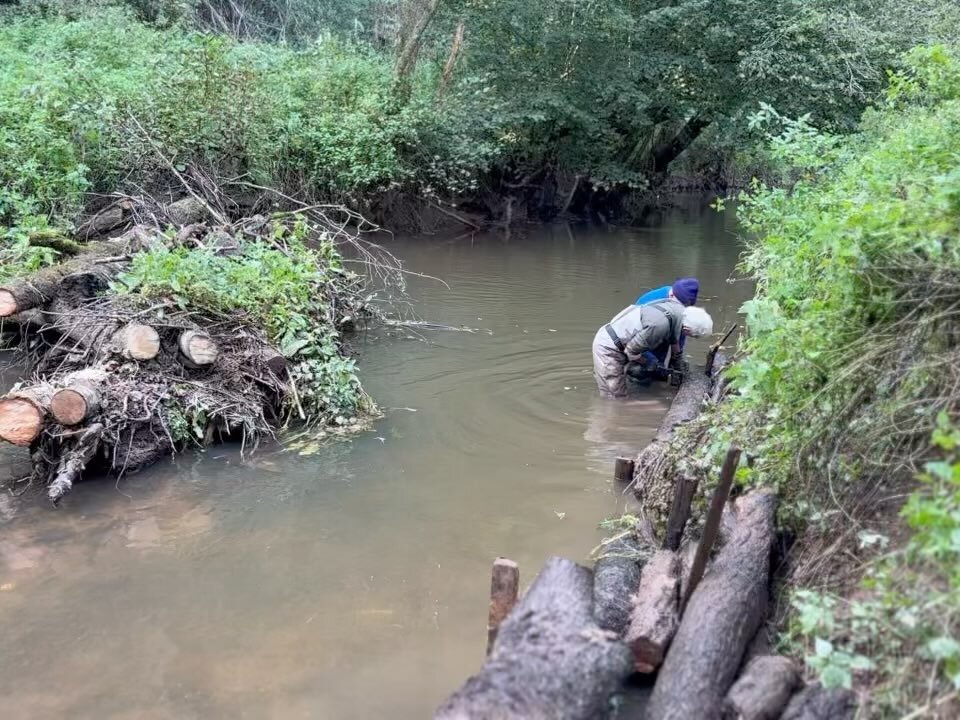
[0,239,140,318]
[646,490,778,720]
[436,18,465,100]
[780,683,856,720]
[652,115,712,174]
[394,0,442,95]
[435,557,632,720]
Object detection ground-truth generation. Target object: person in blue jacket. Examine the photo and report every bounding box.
[628,278,700,382]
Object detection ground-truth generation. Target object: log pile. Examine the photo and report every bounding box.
[436,557,632,720]
[438,357,856,718]
[0,201,388,505]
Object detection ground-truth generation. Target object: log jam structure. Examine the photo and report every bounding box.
[0,202,384,504]
[437,355,856,720]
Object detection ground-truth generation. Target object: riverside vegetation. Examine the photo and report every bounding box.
[650,47,960,716]
[2,1,960,716]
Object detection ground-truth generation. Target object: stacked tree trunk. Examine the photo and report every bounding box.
[437,360,856,719]
[0,220,290,504]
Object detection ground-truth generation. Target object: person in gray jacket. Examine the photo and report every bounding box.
[592,300,713,397]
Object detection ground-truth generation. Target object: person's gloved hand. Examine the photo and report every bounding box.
[641,351,661,368]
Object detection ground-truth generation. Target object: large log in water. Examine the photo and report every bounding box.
[435,557,632,720]
[625,549,680,673]
[723,655,801,720]
[632,366,712,512]
[646,490,778,720]
[593,533,645,635]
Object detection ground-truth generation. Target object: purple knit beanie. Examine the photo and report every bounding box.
[672,278,699,306]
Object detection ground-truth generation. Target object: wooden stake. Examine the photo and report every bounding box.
[706,323,738,377]
[663,475,699,551]
[487,557,519,655]
[614,457,635,484]
[681,444,741,611]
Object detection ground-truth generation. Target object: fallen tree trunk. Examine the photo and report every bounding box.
[0,237,146,318]
[723,655,801,720]
[0,385,54,446]
[625,549,680,673]
[435,557,632,720]
[646,490,778,720]
[593,533,645,635]
[780,683,856,720]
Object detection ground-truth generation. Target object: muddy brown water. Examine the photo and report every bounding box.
[0,202,752,719]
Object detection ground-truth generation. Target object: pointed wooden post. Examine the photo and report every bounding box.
[663,475,699,551]
[681,444,741,611]
[487,557,519,655]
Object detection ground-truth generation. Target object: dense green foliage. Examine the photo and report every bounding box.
[0,4,493,241]
[701,46,960,714]
[114,219,373,423]
[2,0,958,258]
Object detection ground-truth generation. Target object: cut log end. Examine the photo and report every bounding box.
[725,655,801,720]
[0,289,17,317]
[179,330,219,367]
[50,384,100,426]
[0,397,45,446]
[113,324,160,361]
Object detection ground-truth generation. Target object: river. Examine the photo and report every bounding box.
[0,201,752,719]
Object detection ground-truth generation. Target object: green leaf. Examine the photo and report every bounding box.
[927,637,960,660]
[820,665,852,690]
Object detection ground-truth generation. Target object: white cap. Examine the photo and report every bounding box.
[683,306,713,338]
